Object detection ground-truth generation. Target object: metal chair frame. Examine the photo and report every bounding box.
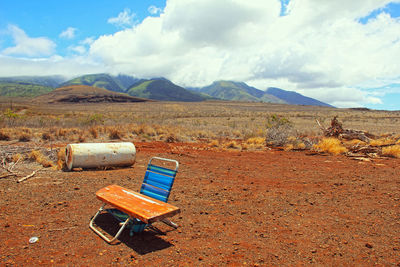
[89,157,179,244]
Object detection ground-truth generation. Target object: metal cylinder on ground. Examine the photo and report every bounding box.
[65,142,136,171]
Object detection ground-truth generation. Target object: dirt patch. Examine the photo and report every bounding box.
[1,141,399,265]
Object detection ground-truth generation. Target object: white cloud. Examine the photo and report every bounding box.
[59,27,77,39]
[2,0,400,108]
[68,45,86,54]
[2,25,56,57]
[67,37,96,55]
[107,8,136,28]
[0,54,105,77]
[89,0,400,108]
[148,5,162,15]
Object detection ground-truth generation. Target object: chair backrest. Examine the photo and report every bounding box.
[140,157,179,203]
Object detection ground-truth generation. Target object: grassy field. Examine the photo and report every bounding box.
[1,99,400,145]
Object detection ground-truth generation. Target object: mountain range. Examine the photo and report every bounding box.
[0,73,333,107]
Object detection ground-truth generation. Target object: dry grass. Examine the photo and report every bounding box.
[0,129,10,140]
[56,147,66,170]
[381,145,400,158]
[223,140,242,150]
[313,138,348,155]
[28,150,53,168]
[1,101,400,157]
[369,138,396,147]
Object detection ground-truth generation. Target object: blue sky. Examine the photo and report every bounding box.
[0,0,165,56]
[0,0,400,110]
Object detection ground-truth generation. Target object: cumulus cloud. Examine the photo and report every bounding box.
[67,37,95,55]
[148,5,162,15]
[0,54,105,77]
[88,0,400,107]
[107,8,136,28]
[2,25,56,57]
[1,0,400,108]
[59,27,77,39]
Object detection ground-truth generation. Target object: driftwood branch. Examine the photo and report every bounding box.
[315,119,326,132]
[17,168,43,183]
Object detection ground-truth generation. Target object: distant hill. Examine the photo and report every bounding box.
[127,78,209,101]
[34,85,149,103]
[0,73,333,107]
[61,74,126,93]
[0,75,66,88]
[113,74,139,90]
[0,82,54,97]
[196,81,284,103]
[266,87,333,107]
[193,81,333,107]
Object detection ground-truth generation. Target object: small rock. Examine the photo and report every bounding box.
[365,243,373,249]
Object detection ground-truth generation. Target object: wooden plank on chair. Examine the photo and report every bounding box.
[96,184,180,224]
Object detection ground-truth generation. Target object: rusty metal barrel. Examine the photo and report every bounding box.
[65,142,136,171]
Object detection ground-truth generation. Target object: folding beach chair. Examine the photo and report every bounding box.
[89,157,179,244]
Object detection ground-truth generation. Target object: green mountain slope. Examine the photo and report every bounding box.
[198,81,284,103]
[0,82,54,97]
[266,87,334,107]
[61,74,125,93]
[0,75,66,88]
[127,78,208,101]
[113,74,139,90]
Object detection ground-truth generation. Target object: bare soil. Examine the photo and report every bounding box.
[1,141,399,266]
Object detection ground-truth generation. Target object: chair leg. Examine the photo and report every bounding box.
[89,203,132,244]
[161,218,178,229]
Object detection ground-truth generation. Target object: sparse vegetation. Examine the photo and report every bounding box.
[0,100,399,157]
[313,138,348,155]
[382,145,400,158]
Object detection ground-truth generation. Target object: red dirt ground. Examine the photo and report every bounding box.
[1,141,399,266]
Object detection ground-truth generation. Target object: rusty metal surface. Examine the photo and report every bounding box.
[65,142,136,170]
[96,184,180,224]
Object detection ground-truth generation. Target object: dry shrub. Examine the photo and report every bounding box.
[89,126,99,139]
[232,130,242,138]
[0,130,10,140]
[313,138,348,155]
[224,140,242,150]
[284,142,306,151]
[21,127,32,134]
[283,136,307,151]
[246,137,265,145]
[41,131,53,141]
[382,145,400,158]
[55,128,68,139]
[344,139,367,147]
[12,153,24,162]
[28,150,53,168]
[243,137,265,150]
[18,133,32,142]
[162,133,179,143]
[108,127,124,140]
[208,140,220,148]
[370,138,395,147]
[78,133,87,142]
[284,143,294,151]
[138,124,156,137]
[296,142,306,150]
[56,147,66,170]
